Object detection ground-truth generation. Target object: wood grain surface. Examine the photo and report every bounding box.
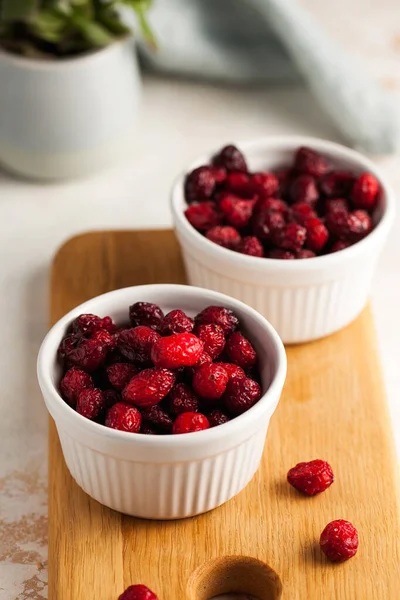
[49,230,400,600]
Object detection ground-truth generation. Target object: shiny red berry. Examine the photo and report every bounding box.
[168,383,199,416]
[192,364,229,400]
[351,172,379,210]
[291,202,317,225]
[60,366,94,407]
[195,306,239,336]
[105,402,142,433]
[122,367,175,407]
[320,520,359,563]
[289,175,319,205]
[117,326,160,365]
[195,323,226,359]
[238,236,264,257]
[275,222,306,252]
[129,302,164,331]
[212,144,248,172]
[226,332,257,369]
[106,362,138,391]
[320,171,355,197]
[159,309,194,336]
[255,197,289,215]
[64,329,115,372]
[172,412,210,434]
[216,362,246,381]
[185,202,222,231]
[119,585,158,600]
[184,165,226,203]
[219,194,256,228]
[224,377,262,416]
[207,409,230,427]
[205,225,241,250]
[251,172,279,197]
[287,459,334,496]
[304,217,329,252]
[294,146,328,177]
[151,333,204,369]
[76,388,105,420]
[225,171,253,197]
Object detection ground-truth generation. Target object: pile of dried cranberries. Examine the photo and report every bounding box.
[58,303,262,434]
[184,144,380,259]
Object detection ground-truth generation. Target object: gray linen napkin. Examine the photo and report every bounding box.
[138,0,400,154]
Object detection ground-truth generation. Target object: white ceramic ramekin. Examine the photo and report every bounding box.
[171,136,396,344]
[37,284,286,520]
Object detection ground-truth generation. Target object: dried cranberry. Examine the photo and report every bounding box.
[195,323,226,359]
[103,389,120,409]
[168,383,199,416]
[226,332,257,369]
[216,362,246,381]
[184,165,226,203]
[326,209,372,242]
[266,249,295,259]
[141,405,173,433]
[275,222,306,252]
[294,146,328,177]
[297,249,316,259]
[192,364,229,400]
[219,194,256,228]
[251,172,279,197]
[140,424,157,435]
[320,520,359,562]
[129,302,164,331]
[65,329,115,372]
[291,202,317,225]
[151,333,204,369]
[205,225,241,250]
[119,585,158,600]
[105,402,142,433]
[275,167,296,196]
[106,362,138,391]
[172,412,210,434]
[225,171,253,197]
[238,236,264,257]
[289,175,319,206]
[212,144,248,172]
[58,333,82,363]
[252,209,285,243]
[351,172,379,210]
[117,326,160,365]
[60,367,94,407]
[287,459,334,496]
[159,309,194,336]
[195,306,239,336]
[255,197,289,215]
[320,171,355,197]
[304,218,329,252]
[76,388,105,420]
[185,202,222,231]
[325,197,349,214]
[224,377,262,416]
[207,409,230,427]
[122,368,175,408]
[330,240,353,253]
[71,313,116,336]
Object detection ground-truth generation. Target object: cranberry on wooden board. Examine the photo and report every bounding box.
[320,520,359,562]
[287,459,334,496]
[119,584,159,600]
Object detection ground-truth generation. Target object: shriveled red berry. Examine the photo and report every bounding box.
[291,202,317,225]
[326,209,372,242]
[103,388,120,409]
[205,225,241,250]
[351,172,379,210]
[266,249,295,259]
[287,459,334,496]
[58,333,82,362]
[330,240,353,253]
[60,366,94,407]
[140,424,157,435]
[219,194,256,229]
[252,209,285,242]
[192,364,229,400]
[159,309,194,336]
[224,377,262,416]
[255,197,289,215]
[119,585,158,600]
[325,197,349,214]
[207,409,230,427]
[151,332,204,369]
[320,520,359,563]
[193,351,213,367]
[212,144,248,172]
[71,313,116,336]
[141,405,173,433]
[320,171,355,197]
[304,217,329,252]
[195,323,226,359]
[275,222,306,252]
[294,146,328,177]
[251,172,279,197]
[172,412,210,434]
[195,306,239,336]
[275,167,296,196]
[129,302,164,331]
[117,326,160,365]
[65,329,115,372]
[297,249,316,259]
[289,175,319,205]
[122,367,175,407]
[225,171,253,197]
[105,402,142,433]
[238,236,264,257]
[184,165,226,204]
[169,383,199,415]
[106,362,138,391]
[76,388,105,420]
[226,332,257,369]
[185,202,222,231]
[216,362,246,381]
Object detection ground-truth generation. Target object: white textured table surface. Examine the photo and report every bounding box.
[1,2,400,598]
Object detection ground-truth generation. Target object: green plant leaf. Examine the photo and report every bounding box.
[70,12,116,46]
[30,9,66,43]
[0,0,38,21]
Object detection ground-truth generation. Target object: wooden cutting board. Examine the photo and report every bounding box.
[49,230,400,600]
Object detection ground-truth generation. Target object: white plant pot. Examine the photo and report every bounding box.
[0,38,141,180]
